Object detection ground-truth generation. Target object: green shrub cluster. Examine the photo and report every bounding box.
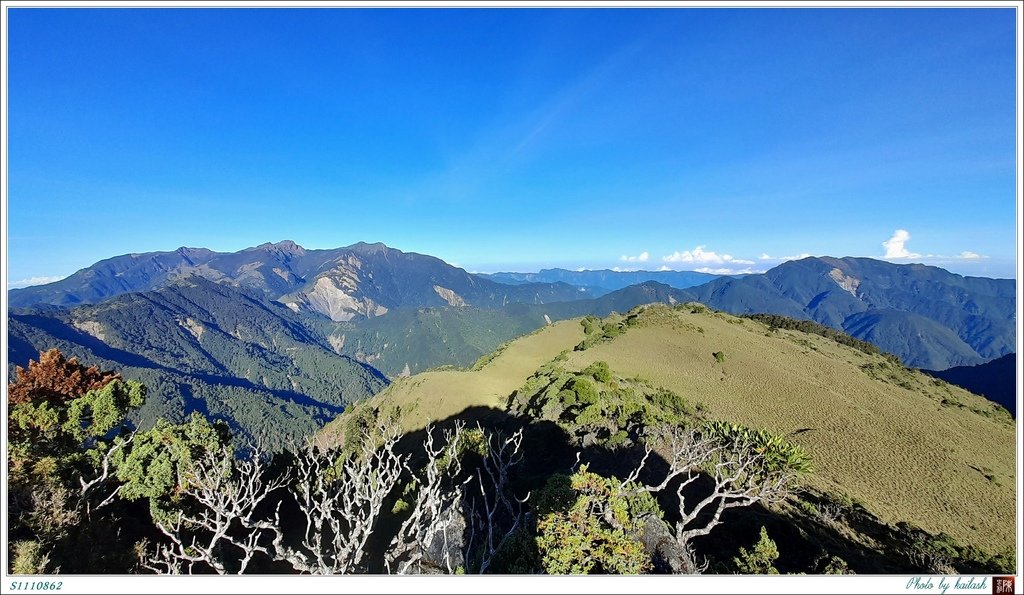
[742,313,883,356]
[535,467,658,574]
[508,360,703,447]
[112,413,232,524]
[704,421,813,474]
[575,316,628,351]
[897,524,1015,574]
[583,361,612,383]
[732,526,780,574]
[676,302,710,314]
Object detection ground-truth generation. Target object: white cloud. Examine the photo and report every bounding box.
[958,251,985,260]
[657,265,672,271]
[663,246,722,264]
[620,251,649,263]
[694,266,761,276]
[882,229,921,259]
[8,275,65,289]
[575,267,586,272]
[662,245,753,266]
[759,252,812,262]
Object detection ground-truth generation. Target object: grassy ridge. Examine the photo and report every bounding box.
[318,319,585,443]
[322,302,1015,557]
[563,305,1014,553]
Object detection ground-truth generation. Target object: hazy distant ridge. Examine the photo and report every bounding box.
[477,268,722,295]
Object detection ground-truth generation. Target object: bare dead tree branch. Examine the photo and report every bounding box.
[144,442,288,574]
[617,424,798,573]
[144,417,537,576]
[275,419,408,574]
[386,421,470,574]
[674,437,794,543]
[464,426,527,574]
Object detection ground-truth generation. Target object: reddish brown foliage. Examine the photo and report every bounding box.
[8,349,121,406]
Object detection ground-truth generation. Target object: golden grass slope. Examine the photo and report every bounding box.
[321,304,1015,553]
[564,305,1015,553]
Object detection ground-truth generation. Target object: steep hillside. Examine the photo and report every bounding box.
[276,242,588,321]
[692,256,1015,369]
[562,305,1014,553]
[9,278,695,428]
[8,278,387,446]
[7,241,589,319]
[323,303,1015,557]
[841,309,981,369]
[924,354,1017,417]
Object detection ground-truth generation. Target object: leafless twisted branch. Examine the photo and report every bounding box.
[386,421,470,574]
[464,426,527,574]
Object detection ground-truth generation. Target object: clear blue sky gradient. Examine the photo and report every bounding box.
[6,7,1019,284]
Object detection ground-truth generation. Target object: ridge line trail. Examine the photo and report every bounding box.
[366,319,583,431]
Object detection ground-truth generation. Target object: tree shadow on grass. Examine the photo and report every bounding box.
[366,405,956,575]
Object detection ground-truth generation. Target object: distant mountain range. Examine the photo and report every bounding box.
[7,241,591,321]
[476,268,722,296]
[7,277,698,443]
[684,256,1015,370]
[7,243,1016,417]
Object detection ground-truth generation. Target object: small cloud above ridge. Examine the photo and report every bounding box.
[620,251,650,263]
[694,266,760,275]
[9,275,66,289]
[882,229,921,259]
[662,245,754,266]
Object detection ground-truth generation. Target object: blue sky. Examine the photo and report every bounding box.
[5,7,1019,286]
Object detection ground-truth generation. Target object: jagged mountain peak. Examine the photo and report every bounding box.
[247,240,307,255]
[345,241,393,256]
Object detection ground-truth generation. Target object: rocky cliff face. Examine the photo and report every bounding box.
[286,275,390,322]
[433,285,466,307]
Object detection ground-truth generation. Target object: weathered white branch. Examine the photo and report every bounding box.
[145,442,288,575]
[386,421,469,574]
[615,424,798,573]
[464,427,527,574]
[279,419,408,574]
